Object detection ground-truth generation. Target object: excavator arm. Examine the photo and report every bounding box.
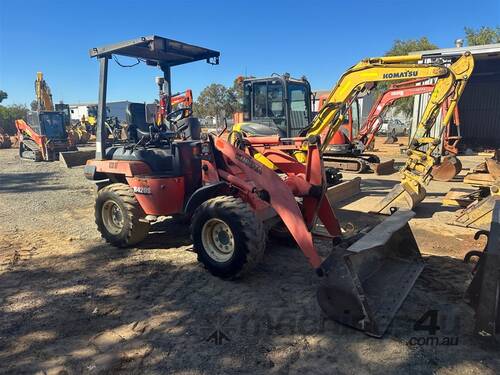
[35,72,54,111]
[372,53,474,213]
[171,89,193,108]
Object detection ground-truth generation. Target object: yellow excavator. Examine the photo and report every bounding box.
[232,52,474,213]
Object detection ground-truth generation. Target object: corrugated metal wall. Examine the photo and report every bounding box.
[410,55,500,150]
[458,77,500,148]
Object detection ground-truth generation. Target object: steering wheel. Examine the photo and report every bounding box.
[166,107,192,124]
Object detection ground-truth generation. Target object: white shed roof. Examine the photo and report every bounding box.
[413,43,500,57]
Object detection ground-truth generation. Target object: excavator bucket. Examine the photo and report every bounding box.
[371,159,396,175]
[431,155,462,182]
[370,183,426,215]
[317,210,424,337]
[485,158,500,179]
[448,194,499,231]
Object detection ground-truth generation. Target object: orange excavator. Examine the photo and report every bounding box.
[154,76,193,127]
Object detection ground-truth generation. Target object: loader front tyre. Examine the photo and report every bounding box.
[95,183,150,247]
[191,196,266,279]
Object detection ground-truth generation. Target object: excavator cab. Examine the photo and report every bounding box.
[237,75,312,137]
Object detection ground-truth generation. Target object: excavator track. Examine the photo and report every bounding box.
[323,155,369,173]
[323,153,394,175]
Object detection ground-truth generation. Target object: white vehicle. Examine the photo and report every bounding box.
[379,118,408,135]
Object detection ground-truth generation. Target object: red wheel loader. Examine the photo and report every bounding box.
[84,36,424,337]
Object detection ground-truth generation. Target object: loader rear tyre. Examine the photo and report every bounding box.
[191,196,266,279]
[95,183,150,247]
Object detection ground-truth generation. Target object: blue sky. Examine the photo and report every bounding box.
[0,0,498,106]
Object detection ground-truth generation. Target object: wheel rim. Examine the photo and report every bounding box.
[102,200,125,235]
[201,218,235,262]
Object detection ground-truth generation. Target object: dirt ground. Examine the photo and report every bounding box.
[1,141,499,374]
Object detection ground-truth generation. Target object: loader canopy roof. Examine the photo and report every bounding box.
[89,35,220,67]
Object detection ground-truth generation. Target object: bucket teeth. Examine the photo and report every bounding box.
[317,210,424,337]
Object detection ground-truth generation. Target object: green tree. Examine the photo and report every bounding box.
[194,83,239,124]
[0,104,28,134]
[379,37,439,118]
[465,26,500,46]
[385,37,438,57]
[0,90,7,103]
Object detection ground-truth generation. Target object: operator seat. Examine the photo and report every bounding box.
[105,103,202,188]
[126,102,155,141]
[106,102,175,172]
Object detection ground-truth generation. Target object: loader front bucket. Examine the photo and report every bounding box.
[317,210,424,337]
[371,182,426,215]
[371,159,396,175]
[431,155,462,182]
